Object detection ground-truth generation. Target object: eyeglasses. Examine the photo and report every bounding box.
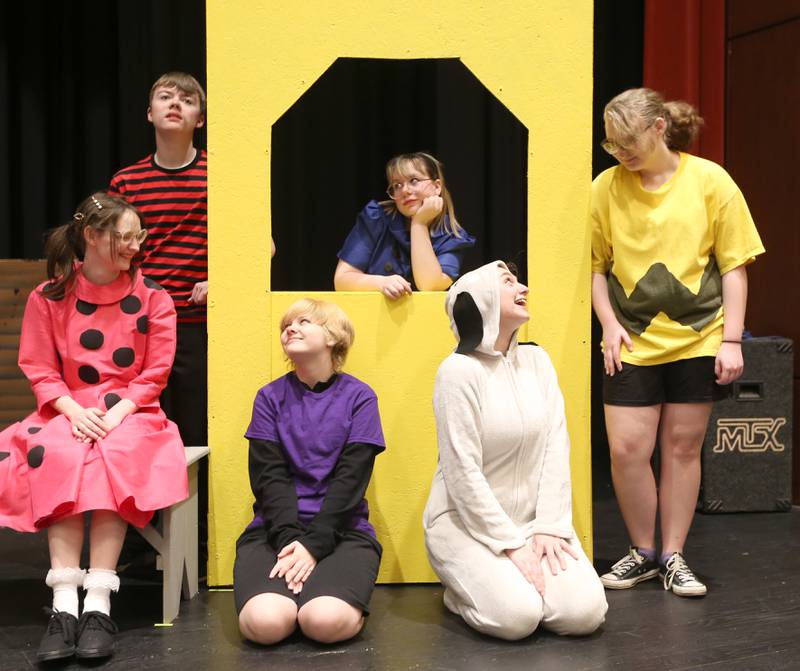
[386,177,432,199]
[601,121,655,156]
[600,138,634,156]
[111,229,148,245]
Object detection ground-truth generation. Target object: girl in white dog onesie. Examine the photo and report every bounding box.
[423,261,607,640]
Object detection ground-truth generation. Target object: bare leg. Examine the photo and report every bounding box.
[88,511,127,569]
[605,404,662,549]
[658,402,712,554]
[238,593,298,644]
[48,515,85,568]
[297,596,364,644]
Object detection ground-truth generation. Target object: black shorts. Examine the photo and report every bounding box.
[233,526,381,615]
[603,356,730,406]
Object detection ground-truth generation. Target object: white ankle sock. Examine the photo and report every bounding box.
[82,568,120,616]
[45,567,85,618]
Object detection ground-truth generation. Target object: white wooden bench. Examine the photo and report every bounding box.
[136,445,209,623]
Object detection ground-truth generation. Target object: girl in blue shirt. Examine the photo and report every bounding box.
[334,152,475,299]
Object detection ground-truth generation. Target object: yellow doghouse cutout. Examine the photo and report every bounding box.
[207,0,593,585]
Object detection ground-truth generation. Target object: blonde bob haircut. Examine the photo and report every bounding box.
[280,298,355,372]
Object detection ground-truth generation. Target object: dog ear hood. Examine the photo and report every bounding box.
[445,261,510,355]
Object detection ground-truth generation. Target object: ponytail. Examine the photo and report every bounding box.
[41,215,85,299]
[663,100,704,151]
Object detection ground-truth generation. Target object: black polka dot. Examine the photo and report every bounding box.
[143,277,164,291]
[27,426,41,434]
[112,347,135,367]
[120,296,142,314]
[76,300,97,315]
[136,316,149,334]
[0,451,9,462]
[79,329,104,350]
[104,393,122,409]
[78,365,100,384]
[27,445,45,468]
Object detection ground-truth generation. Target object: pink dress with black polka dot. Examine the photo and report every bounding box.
[0,267,188,531]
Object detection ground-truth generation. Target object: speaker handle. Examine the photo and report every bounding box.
[733,381,763,401]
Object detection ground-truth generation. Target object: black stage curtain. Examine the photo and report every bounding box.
[271,58,529,291]
[591,0,645,486]
[0,1,206,259]
[1,0,638,490]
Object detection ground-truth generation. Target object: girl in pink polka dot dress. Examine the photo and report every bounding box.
[0,193,188,662]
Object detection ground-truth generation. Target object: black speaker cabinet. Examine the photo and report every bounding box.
[700,337,794,512]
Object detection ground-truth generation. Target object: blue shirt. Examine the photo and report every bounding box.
[337,200,476,283]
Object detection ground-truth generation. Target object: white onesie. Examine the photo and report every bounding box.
[423,261,608,640]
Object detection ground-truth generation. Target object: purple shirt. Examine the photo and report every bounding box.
[245,372,385,537]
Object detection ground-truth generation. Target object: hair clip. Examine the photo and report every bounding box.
[91,195,103,210]
[73,212,85,222]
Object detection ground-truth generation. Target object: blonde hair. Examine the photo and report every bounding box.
[380,152,464,237]
[280,299,355,372]
[604,87,703,152]
[149,71,207,115]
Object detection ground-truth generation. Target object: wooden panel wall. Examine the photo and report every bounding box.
[726,1,800,501]
[0,260,46,430]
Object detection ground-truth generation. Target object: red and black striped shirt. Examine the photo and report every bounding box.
[109,150,207,323]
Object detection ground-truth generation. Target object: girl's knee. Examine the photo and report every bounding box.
[558,603,607,636]
[471,600,543,641]
[238,595,297,645]
[609,439,651,466]
[660,412,709,461]
[297,597,364,644]
[545,588,608,636]
[661,431,704,462]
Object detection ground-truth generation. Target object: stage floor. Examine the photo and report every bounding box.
[2,495,799,670]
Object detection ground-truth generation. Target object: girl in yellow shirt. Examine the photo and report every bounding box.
[591,88,764,597]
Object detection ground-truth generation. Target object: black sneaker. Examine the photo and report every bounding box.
[75,611,118,659]
[37,608,78,661]
[600,547,659,589]
[660,552,707,597]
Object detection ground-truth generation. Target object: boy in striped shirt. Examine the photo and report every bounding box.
[109,72,208,449]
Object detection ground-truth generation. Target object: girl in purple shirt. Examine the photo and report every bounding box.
[234,299,386,645]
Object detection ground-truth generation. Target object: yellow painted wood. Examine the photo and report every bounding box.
[206,0,594,584]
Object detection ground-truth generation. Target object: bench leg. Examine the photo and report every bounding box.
[160,504,186,624]
[134,457,204,623]
[182,461,200,600]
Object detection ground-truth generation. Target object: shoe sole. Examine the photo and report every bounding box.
[658,572,708,597]
[76,647,114,659]
[601,567,659,589]
[37,648,75,662]
[666,583,707,597]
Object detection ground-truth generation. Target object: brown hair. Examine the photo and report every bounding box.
[380,152,464,237]
[149,71,206,115]
[41,193,142,299]
[280,298,355,372]
[604,87,704,152]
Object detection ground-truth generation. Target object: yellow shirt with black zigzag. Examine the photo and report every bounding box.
[591,152,765,366]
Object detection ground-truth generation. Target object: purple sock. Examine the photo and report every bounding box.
[636,547,656,561]
[660,552,677,565]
